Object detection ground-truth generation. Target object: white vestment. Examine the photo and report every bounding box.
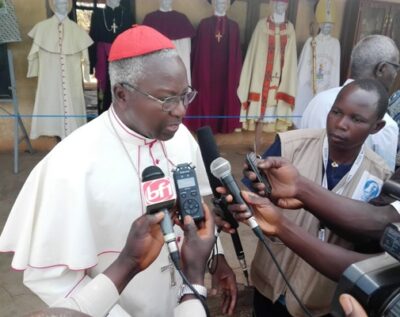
[0,108,213,316]
[292,33,340,127]
[27,15,93,140]
[301,79,399,171]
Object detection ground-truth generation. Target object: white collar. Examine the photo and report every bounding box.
[108,105,159,146]
[55,13,67,22]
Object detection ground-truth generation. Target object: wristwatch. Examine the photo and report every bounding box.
[178,283,207,302]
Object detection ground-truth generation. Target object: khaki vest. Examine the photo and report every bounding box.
[251,129,392,317]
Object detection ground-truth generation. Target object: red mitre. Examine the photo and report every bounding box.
[108,25,175,62]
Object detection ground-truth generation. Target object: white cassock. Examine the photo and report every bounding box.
[27,15,93,140]
[0,107,219,316]
[292,33,340,127]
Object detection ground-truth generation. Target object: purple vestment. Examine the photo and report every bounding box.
[184,15,242,134]
[142,10,195,40]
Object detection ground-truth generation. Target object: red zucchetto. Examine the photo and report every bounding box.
[108,24,175,62]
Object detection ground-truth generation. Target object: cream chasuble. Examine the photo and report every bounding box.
[237,17,297,132]
[27,15,93,140]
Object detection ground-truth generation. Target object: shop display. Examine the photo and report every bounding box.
[185,0,242,134]
[237,0,297,152]
[89,0,133,114]
[143,0,195,84]
[28,0,93,140]
[292,0,340,127]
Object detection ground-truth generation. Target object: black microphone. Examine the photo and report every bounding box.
[382,180,400,200]
[210,157,261,233]
[196,127,239,229]
[197,126,249,285]
[141,166,180,266]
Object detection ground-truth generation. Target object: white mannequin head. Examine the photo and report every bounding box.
[320,22,333,36]
[159,0,173,11]
[106,0,121,9]
[272,0,288,15]
[214,0,228,16]
[53,0,69,17]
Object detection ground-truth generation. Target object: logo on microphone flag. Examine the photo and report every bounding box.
[142,177,175,205]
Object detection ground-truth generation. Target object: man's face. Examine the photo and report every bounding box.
[121,55,188,141]
[326,85,383,152]
[54,0,69,16]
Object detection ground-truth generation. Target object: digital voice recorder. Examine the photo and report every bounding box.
[172,163,204,222]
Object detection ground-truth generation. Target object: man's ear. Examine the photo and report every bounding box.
[113,84,128,108]
[374,62,387,78]
[370,119,386,135]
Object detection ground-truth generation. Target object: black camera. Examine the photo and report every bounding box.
[172,163,204,223]
[331,223,400,317]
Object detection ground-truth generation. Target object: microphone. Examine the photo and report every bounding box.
[382,180,400,201]
[197,126,249,285]
[141,166,180,265]
[210,157,261,233]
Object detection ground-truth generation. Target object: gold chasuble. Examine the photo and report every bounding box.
[238,17,297,132]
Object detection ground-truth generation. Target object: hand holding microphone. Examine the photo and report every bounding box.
[141,165,180,265]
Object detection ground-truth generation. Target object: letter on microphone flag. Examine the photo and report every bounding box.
[143,178,175,205]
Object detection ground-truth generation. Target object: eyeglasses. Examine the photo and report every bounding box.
[384,61,400,72]
[120,82,197,112]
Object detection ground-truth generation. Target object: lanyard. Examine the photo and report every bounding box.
[321,136,364,194]
[319,136,364,241]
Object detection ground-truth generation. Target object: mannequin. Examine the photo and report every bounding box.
[185,0,242,133]
[27,0,93,140]
[271,0,287,23]
[143,0,195,84]
[237,0,297,153]
[89,0,133,114]
[53,0,69,20]
[159,0,173,11]
[106,0,120,10]
[292,0,340,128]
[214,0,227,16]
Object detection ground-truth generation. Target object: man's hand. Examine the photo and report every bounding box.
[180,204,215,285]
[339,294,368,317]
[243,160,269,198]
[211,255,237,316]
[257,157,304,209]
[104,212,165,293]
[228,191,284,236]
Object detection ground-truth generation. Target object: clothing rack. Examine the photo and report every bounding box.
[2,49,34,174]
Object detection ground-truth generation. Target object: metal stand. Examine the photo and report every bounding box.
[3,49,34,174]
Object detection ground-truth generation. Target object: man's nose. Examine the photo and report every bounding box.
[336,116,349,130]
[170,99,186,117]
